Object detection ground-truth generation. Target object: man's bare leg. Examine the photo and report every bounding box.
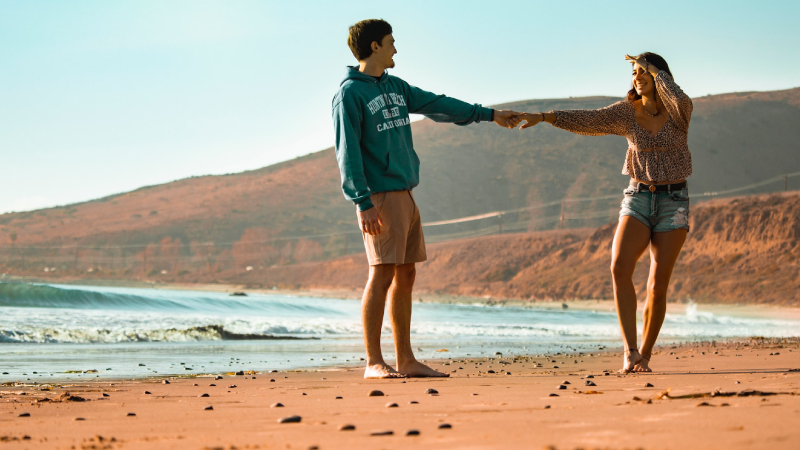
[390,263,448,378]
[362,264,406,379]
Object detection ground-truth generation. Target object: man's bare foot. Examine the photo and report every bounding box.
[397,360,450,378]
[634,353,652,372]
[618,348,643,374]
[364,363,407,379]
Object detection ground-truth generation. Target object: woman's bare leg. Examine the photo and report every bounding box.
[635,229,687,372]
[610,216,652,373]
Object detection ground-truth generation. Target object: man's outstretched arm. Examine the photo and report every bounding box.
[406,84,520,128]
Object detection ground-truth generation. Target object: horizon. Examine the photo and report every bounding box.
[4,0,800,214]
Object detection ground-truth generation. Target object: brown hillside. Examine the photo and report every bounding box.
[1,86,798,261]
[234,191,800,306]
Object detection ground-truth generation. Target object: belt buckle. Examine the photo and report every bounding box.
[648,185,657,193]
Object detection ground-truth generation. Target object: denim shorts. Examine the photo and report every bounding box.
[619,183,690,232]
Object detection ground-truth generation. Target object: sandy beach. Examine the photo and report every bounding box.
[2,337,798,450]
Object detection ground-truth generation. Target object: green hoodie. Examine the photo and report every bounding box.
[332,66,493,211]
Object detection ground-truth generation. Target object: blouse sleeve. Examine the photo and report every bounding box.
[552,101,632,136]
[655,70,693,132]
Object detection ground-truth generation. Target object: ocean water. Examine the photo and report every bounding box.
[1,282,798,381]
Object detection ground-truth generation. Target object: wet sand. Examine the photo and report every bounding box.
[2,338,799,450]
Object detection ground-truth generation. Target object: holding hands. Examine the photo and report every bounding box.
[493,110,548,130]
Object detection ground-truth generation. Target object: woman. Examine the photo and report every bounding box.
[516,53,693,373]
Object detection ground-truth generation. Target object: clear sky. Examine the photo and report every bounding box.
[2,0,799,214]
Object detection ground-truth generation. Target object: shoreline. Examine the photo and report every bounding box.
[2,337,799,449]
[7,275,800,321]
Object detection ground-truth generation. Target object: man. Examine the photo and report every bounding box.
[332,19,519,379]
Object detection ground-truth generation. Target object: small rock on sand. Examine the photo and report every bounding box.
[102,393,110,397]
[406,430,420,436]
[585,381,597,386]
[338,424,356,431]
[549,393,559,397]
[409,400,418,404]
[127,413,136,416]
[144,391,151,394]
[204,406,213,411]
[228,385,237,388]
[438,424,452,429]
[215,376,223,380]
[370,430,393,436]
[562,381,570,384]
[74,417,85,421]
[585,375,594,378]
[645,383,654,387]
[210,384,216,386]
[425,388,438,394]
[199,393,210,397]
[335,396,343,399]
[18,413,30,417]
[162,380,170,384]
[369,390,385,397]
[544,405,551,409]
[278,415,302,424]
[558,385,567,390]
[386,402,398,408]
[235,371,244,375]
[271,403,284,408]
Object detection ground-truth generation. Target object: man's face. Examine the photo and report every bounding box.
[372,34,396,68]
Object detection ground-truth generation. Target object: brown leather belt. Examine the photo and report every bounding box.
[630,181,687,193]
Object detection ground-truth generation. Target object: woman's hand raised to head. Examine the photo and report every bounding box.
[625,54,660,75]
[517,113,544,130]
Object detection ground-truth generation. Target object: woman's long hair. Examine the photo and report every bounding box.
[627,52,673,101]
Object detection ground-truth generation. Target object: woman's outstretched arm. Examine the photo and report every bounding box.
[517,101,631,136]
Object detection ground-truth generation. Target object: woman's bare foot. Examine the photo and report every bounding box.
[618,348,643,374]
[364,363,407,379]
[634,352,652,372]
[398,360,450,378]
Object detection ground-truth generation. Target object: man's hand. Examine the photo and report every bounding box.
[493,109,522,129]
[517,113,544,130]
[358,207,383,235]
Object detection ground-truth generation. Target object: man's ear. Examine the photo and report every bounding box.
[371,41,380,53]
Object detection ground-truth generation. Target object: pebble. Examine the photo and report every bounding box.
[235,371,245,375]
[270,379,276,383]
[278,415,302,424]
[102,393,110,397]
[302,393,307,396]
[488,370,496,374]
[210,384,216,386]
[438,424,452,429]
[335,396,343,399]
[506,372,511,375]
[199,393,210,398]
[162,380,170,384]
[645,383,654,387]
[193,383,199,386]
[18,413,31,417]
[562,381,571,385]
[558,385,567,390]
[425,388,439,394]
[370,430,393,436]
[228,385,237,388]
[549,393,559,397]
[495,352,503,355]
[553,366,560,369]
[369,390,385,397]
[127,413,136,416]
[585,381,597,386]
[215,376,223,380]
[544,405,551,409]
[406,430,420,436]
[204,406,213,411]
[386,402,398,408]
[74,417,85,421]
[271,403,284,408]
[339,424,356,431]
[144,391,151,395]
[409,400,419,404]
[585,375,594,379]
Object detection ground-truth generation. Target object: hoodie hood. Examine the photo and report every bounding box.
[340,66,387,86]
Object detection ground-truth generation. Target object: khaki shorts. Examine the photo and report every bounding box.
[362,190,427,266]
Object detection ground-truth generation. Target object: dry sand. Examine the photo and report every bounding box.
[2,338,799,450]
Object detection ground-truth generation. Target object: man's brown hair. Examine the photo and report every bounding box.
[348,19,392,61]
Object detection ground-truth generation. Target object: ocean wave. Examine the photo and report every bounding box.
[0,324,314,344]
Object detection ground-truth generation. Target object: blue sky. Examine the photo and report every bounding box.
[2,0,799,214]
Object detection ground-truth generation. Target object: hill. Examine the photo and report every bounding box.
[1,86,799,273]
[233,192,800,306]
